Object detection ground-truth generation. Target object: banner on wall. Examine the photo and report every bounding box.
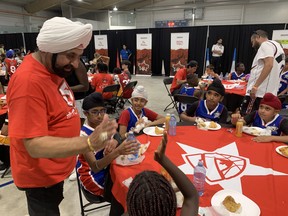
[170,32,189,76]
[94,35,108,56]
[136,34,152,75]
[272,30,288,56]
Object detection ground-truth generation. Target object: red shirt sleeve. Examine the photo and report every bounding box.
[118,109,130,126]
[143,108,158,121]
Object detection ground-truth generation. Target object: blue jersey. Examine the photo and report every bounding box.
[278,70,288,94]
[76,124,107,194]
[127,107,146,132]
[230,71,245,80]
[195,100,224,122]
[252,112,284,136]
[178,86,196,113]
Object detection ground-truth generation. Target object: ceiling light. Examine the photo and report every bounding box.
[113,6,118,11]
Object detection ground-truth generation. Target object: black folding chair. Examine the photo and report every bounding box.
[76,169,111,216]
[174,94,199,120]
[163,77,176,111]
[117,80,138,109]
[102,84,120,114]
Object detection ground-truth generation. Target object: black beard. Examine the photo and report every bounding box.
[53,65,75,78]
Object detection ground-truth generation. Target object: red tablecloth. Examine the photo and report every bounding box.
[202,80,247,96]
[222,80,247,96]
[110,126,288,216]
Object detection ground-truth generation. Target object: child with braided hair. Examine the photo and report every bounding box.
[127,132,199,216]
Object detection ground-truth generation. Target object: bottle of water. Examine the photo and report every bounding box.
[193,160,206,196]
[219,72,223,80]
[224,72,229,80]
[168,114,177,136]
[126,131,138,161]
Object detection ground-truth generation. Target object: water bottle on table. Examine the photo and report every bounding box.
[126,130,138,161]
[168,114,177,136]
[193,160,206,196]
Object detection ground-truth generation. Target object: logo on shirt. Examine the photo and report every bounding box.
[58,81,74,107]
[214,111,221,118]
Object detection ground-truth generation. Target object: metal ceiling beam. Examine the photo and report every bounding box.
[123,0,167,11]
[24,0,68,14]
[135,0,288,11]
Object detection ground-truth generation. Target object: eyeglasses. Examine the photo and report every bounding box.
[86,109,107,116]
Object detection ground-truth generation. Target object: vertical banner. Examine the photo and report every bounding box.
[272,30,288,56]
[170,32,189,76]
[94,35,108,56]
[136,34,152,75]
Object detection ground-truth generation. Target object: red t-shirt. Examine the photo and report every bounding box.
[170,68,187,93]
[4,58,18,77]
[7,54,80,188]
[118,72,132,98]
[91,73,114,99]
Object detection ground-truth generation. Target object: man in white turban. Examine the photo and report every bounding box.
[6,17,118,216]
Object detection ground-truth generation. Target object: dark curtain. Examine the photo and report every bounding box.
[208,24,285,75]
[0,33,23,51]
[24,32,38,53]
[7,23,286,77]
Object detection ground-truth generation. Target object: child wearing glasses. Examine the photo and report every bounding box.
[118,85,165,140]
[180,79,228,123]
[231,93,288,143]
[76,92,139,198]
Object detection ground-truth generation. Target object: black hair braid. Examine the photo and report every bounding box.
[127,171,177,216]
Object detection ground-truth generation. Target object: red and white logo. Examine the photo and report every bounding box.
[58,81,74,107]
[178,142,287,192]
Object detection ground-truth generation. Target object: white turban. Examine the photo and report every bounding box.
[37,17,92,53]
[131,85,148,101]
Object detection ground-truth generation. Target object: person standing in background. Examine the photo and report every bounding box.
[211,38,224,74]
[240,30,285,115]
[65,59,89,126]
[120,44,132,62]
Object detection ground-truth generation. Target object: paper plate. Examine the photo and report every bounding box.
[198,121,221,131]
[211,189,260,216]
[143,126,164,136]
[275,145,288,158]
[242,126,271,136]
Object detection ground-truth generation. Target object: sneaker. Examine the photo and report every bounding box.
[0,163,9,174]
[69,171,77,181]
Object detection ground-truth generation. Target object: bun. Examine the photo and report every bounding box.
[155,126,164,135]
[279,146,288,157]
[222,195,241,213]
[209,121,217,128]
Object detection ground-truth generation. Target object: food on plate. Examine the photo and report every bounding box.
[121,155,125,161]
[139,144,148,155]
[222,195,241,213]
[279,146,288,157]
[250,128,260,136]
[155,126,164,135]
[209,121,217,128]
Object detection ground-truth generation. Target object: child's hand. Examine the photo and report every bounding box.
[103,139,118,155]
[231,113,241,124]
[136,118,144,126]
[117,139,139,156]
[154,132,168,163]
[252,136,274,143]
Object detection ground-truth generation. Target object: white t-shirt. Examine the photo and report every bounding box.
[212,44,224,57]
[246,40,285,97]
